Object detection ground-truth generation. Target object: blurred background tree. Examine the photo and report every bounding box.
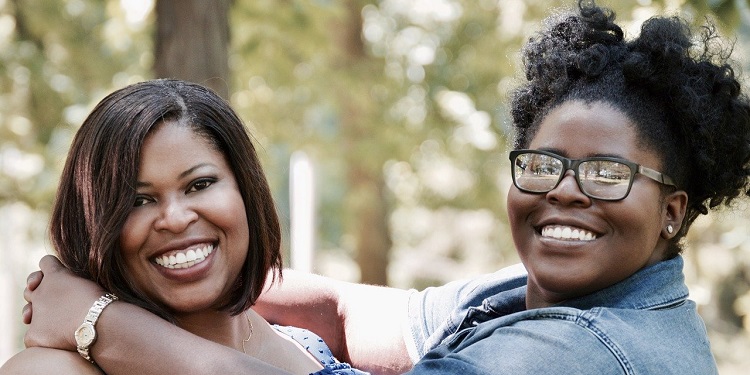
[154,0,230,98]
[1,0,749,372]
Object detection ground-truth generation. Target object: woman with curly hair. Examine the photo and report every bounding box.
[12,1,750,374]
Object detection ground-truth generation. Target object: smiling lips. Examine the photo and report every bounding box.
[541,225,597,241]
[154,244,214,269]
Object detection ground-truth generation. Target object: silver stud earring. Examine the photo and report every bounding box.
[667,224,674,234]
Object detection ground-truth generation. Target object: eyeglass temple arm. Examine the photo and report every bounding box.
[638,166,676,187]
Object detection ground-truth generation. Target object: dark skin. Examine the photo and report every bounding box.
[9,255,296,375]
[14,255,412,375]
[4,123,327,375]
[10,101,690,375]
[508,101,687,309]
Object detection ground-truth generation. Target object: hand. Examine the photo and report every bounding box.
[23,255,105,351]
[21,270,42,325]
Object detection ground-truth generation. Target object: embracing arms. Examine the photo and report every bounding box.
[255,270,414,374]
[14,255,414,375]
[11,255,293,375]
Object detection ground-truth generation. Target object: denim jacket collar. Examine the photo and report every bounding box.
[415,255,717,375]
[562,255,688,311]
[474,256,688,326]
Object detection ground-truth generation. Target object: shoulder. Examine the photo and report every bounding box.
[407,264,527,359]
[415,305,716,375]
[0,348,103,375]
[409,312,626,375]
[416,263,528,309]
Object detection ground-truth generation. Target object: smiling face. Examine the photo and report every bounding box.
[507,100,671,308]
[119,121,249,316]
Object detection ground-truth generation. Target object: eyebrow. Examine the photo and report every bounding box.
[136,163,217,188]
[537,147,626,160]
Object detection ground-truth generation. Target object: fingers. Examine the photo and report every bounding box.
[23,328,36,349]
[26,270,43,293]
[23,331,31,348]
[24,270,43,305]
[22,303,32,325]
[24,274,39,306]
[23,263,44,327]
[38,254,64,273]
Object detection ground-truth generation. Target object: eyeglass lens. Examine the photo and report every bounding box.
[513,152,632,200]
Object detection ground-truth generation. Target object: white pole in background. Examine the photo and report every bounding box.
[290,151,315,272]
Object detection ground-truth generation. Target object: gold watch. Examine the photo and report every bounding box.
[74,293,118,364]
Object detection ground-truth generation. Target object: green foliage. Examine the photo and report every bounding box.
[0,0,150,209]
[2,0,750,368]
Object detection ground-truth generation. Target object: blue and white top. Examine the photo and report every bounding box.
[274,325,370,375]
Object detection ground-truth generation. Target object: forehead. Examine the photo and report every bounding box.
[138,122,229,176]
[530,101,652,163]
[143,121,209,150]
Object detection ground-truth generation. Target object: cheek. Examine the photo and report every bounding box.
[119,213,148,259]
[212,190,250,247]
[506,188,537,242]
[507,188,535,220]
[506,189,521,228]
[224,200,250,267]
[117,214,153,293]
[614,190,663,234]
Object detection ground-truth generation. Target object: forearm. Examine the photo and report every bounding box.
[0,348,103,375]
[338,282,413,375]
[92,301,293,375]
[24,256,294,374]
[255,270,345,358]
[256,270,414,374]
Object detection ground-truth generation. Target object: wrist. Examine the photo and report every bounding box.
[74,293,118,364]
[65,288,108,350]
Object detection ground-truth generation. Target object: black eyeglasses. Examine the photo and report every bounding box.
[509,149,676,201]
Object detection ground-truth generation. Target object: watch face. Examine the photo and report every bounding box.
[75,322,96,347]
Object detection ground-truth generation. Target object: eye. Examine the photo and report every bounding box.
[187,178,216,193]
[133,195,153,207]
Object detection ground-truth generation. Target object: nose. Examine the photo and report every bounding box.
[546,170,591,206]
[154,197,198,233]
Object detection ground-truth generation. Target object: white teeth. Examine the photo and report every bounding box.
[156,244,214,269]
[541,226,596,241]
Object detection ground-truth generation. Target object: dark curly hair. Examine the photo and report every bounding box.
[510,0,750,257]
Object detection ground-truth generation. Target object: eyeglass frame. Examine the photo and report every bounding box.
[508,149,677,201]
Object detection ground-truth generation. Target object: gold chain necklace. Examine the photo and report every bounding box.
[241,312,254,354]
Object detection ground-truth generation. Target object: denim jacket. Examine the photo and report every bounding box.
[403,256,717,374]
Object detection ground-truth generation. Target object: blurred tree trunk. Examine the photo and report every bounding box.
[348,164,391,285]
[337,1,391,285]
[154,0,231,98]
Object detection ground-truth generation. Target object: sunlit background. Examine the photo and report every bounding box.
[1,0,749,372]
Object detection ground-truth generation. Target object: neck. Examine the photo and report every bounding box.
[174,309,251,351]
[524,277,568,309]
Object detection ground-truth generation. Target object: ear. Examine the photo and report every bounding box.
[661,190,688,239]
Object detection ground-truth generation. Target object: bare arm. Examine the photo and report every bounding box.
[23,255,293,375]
[0,347,103,375]
[256,270,414,375]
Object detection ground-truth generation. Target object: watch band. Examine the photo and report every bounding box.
[75,293,118,364]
